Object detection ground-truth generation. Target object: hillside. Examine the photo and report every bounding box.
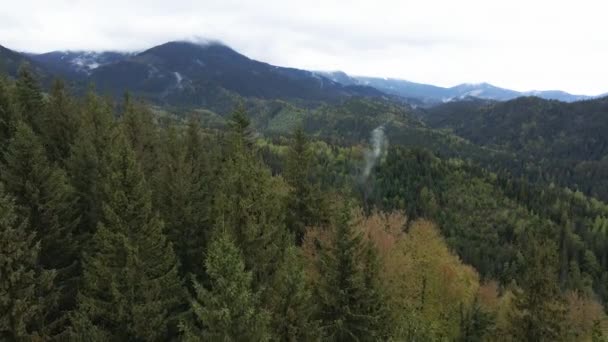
[423,96,608,200]
[0,44,48,79]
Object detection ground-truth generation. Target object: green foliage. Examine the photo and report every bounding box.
[0,184,56,340]
[458,298,495,342]
[155,121,212,277]
[425,96,608,202]
[315,203,389,341]
[121,93,160,179]
[1,121,79,267]
[213,107,288,288]
[182,231,270,341]
[1,121,80,336]
[67,90,115,240]
[0,68,606,341]
[267,246,320,341]
[41,79,80,165]
[591,319,607,342]
[285,127,329,244]
[0,75,16,149]
[508,223,567,341]
[75,133,184,341]
[15,64,45,133]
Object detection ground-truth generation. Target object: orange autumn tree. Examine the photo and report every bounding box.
[564,291,608,341]
[303,209,482,340]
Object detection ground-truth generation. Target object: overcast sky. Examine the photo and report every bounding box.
[1,0,607,95]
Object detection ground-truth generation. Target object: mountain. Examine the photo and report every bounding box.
[2,41,384,108]
[27,50,132,77]
[85,41,383,107]
[317,72,448,104]
[447,82,521,101]
[317,71,596,104]
[3,41,601,106]
[521,90,592,102]
[0,44,48,79]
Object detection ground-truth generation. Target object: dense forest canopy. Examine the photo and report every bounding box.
[423,97,608,201]
[1,64,607,341]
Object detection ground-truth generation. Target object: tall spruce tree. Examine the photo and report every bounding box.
[0,183,55,341]
[41,79,80,165]
[1,121,80,337]
[121,93,159,180]
[182,231,270,341]
[0,76,16,150]
[75,132,185,341]
[1,121,79,269]
[315,202,388,341]
[285,127,328,244]
[359,237,392,339]
[14,64,44,134]
[508,221,567,341]
[267,246,320,341]
[156,124,210,277]
[213,107,288,289]
[67,90,115,242]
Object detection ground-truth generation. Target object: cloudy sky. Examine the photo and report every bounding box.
[1,0,607,95]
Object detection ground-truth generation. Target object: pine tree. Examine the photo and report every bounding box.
[121,93,159,179]
[14,64,44,133]
[1,121,80,336]
[267,246,320,341]
[359,237,392,339]
[285,127,328,244]
[213,107,288,289]
[156,124,210,277]
[227,103,254,152]
[0,183,55,340]
[67,90,115,241]
[182,231,270,341]
[315,202,387,341]
[0,75,16,150]
[458,298,494,342]
[1,121,79,270]
[508,222,567,341]
[41,79,80,165]
[75,132,185,341]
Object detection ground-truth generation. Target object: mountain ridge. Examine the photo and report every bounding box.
[2,41,603,106]
[317,71,598,103]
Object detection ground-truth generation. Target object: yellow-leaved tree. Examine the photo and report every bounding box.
[303,209,483,340]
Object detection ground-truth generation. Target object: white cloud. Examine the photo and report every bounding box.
[0,0,607,94]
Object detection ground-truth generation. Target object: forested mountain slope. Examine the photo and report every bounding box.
[423,96,608,201]
[0,44,50,81]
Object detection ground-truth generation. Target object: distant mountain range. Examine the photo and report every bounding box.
[2,41,383,107]
[316,71,599,103]
[1,40,605,107]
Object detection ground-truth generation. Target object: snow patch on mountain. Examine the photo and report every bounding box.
[174,72,184,89]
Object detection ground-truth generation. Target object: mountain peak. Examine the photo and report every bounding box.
[146,40,232,54]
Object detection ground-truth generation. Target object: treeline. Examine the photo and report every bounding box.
[1,66,607,341]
